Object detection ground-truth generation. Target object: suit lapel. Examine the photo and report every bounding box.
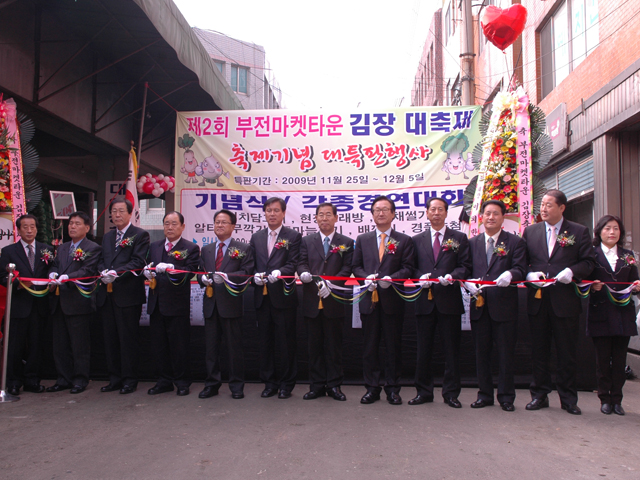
[60,242,72,274]
[423,230,435,265]
[314,233,326,260]
[435,228,451,267]
[487,231,507,271]
[15,242,33,274]
[219,239,234,271]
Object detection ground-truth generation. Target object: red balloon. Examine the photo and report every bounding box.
[481,5,528,51]
[159,181,168,191]
[142,182,154,194]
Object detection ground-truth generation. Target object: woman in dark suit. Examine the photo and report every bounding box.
[587,215,640,416]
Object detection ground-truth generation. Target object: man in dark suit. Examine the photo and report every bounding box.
[464,200,526,411]
[47,211,102,394]
[250,197,302,399]
[97,199,150,394]
[298,202,353,401]
[352,195,414,405]
[143,211,199,396]
[0,214,52,396]
[523,189,595,415]
[198,209,254,400]
[409,197,471,408]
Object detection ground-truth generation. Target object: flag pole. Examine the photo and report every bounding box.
[0,264,19,403]
[137,81,148,165]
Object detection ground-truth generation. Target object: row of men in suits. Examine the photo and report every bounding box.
[0,190,595,414]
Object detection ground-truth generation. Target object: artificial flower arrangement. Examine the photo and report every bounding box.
[228,247,246,259]
[40,248,54,264]
[116,235,136,248]
[169,249,188,260]
[274,238,289,250]
[330,244,350,256]
[72,248,91,262]
[441,238,460,252]
[493,242,509,256]
[385,238,399,255]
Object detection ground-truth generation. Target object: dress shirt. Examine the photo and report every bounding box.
[376,228,392,249]
[320,232,335,245]
[215,237,231,258]
[484,231,501,254]
[165,237,182,252]
[601,244,618,271]
[20,239,36,257]
[545,218,564,243]
[430,226,447,246]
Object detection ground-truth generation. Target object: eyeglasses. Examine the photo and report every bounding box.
[372,208,392,214]
[214,221,232,226]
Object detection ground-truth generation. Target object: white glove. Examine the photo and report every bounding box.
[418,273,435,289]
[378,276,392,289]
[526,271,545,285]
[254,273,266,286]
[555,267,573,284]
[464,280,480,296]
[495,271,512,288]
[200,275,213,286]
[101,269,117,284]
[438,274,453,286]
[143,266,156,281]
[155,263,174,274]
[49,272,59,280]
[56,274,69,286]
[300,272,313,283]
[213,272,228,284]
[268,269,281,283]
[364,274,377,292]
[318,281,330,299]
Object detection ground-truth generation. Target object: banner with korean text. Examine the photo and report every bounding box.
[175,107,482,247]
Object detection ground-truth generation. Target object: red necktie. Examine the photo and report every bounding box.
[215,242,224,271]
[433,232,441,262]
[166,242,173,252]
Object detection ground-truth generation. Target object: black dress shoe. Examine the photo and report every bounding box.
[7,386,19,396]
[46,384,71,393]
[613,404,625,416]
[561,403,582,415]
[278,390,292,399]
[261,388,278,398]
[408,394,433,405]
[470,399,494,408]
[100,383,122,393]
[500,402,515,412]
[70,385,86,394]
[360,391,380,404]
[444,397,462,408]
[119,385,136,395]
[23,384,45,393]
[601,403,612,415]
[525,397,549,410]
[327,386,346,401]
[177,387,189,396]
[147,384,174,395]
[387,392,402,405]
[303,389,325,400]
[199,386,219,399]
[231,392,244,399]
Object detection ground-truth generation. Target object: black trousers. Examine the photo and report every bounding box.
[306,311,344,391]
[150,311,191,389]
[204,306,244,394]
[101,296,142,388]
[592,335,630,405]
[257,298,297,392]
[529,294,579,405]
[361,307,403,395]
[415,311,461,399]
[52,310,91,388]
[6,307,45,388]
[471,308,517,404]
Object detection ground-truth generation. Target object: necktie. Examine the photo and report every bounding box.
[69,243,76,258]
[116,230,123,247]
[215,242,224,271]
[268,230,277,256]
[433,232,441,262]
[323,236,330,256]
[27,244,35,270]
[166,242,173,253]
[378,233,387,262]
[487,237,494,266]
[548,226,556,257]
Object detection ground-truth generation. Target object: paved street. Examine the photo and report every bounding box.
[2,380,640,479]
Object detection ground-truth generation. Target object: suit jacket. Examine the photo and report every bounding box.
[522,219,595,317]
[412,228,471,316]
[49,238,102,316]
[352,229,414,315]
[97,225,150,308]
[468,230,526,321]
[199,238,254,319]
[0,241,52,318]
[587,245,639,337]
[250,226,301,310]
[297,232,354,319]
[147,238,200,317]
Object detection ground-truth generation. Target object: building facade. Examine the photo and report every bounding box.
[194,28,282,110]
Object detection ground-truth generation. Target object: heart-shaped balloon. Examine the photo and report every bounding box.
[481,5,528,51]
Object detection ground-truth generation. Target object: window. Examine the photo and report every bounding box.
[214,60,224,74]
[146,198,165,211]
[445,4,451,42]
[540,0,599,98]
[230,65,248,94]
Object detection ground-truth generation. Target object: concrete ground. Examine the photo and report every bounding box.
[2,381,640,480]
